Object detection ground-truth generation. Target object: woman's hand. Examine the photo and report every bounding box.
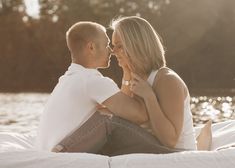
[131,73,154,99]
[97,104,113,117]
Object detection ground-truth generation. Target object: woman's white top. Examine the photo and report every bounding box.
[140,69,197,150]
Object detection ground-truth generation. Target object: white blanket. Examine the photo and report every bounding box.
[0,151,109,168]
[1,120,235,168]
[111,149,235,168]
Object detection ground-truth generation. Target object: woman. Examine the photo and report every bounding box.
[111,16,197,150]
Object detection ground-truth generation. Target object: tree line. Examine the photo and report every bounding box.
[0,0,234,95]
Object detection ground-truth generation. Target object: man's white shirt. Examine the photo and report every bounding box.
[35,63,119,151]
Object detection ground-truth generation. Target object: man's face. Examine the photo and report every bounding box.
[95,31,112,68]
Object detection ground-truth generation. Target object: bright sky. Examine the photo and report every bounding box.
[24,0,40,19]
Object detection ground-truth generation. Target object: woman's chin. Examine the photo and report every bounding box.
[117,62,123,67]
[117,60,123,66]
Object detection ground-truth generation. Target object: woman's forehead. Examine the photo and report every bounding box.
[112,31,121,44]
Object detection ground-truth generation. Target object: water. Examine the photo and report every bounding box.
[191,96,235,125]
[0,93,234,134]
[0,93,48,134]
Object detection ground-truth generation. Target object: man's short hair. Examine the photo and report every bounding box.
[66,22,106,52]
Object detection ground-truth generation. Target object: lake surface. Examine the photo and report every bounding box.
[0,93,234,134]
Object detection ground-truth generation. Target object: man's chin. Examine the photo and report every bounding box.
[97,63,110,69]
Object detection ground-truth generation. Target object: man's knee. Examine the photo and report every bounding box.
[51,144,65,153]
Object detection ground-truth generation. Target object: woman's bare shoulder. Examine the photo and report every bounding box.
[154,67,188,96]
[155,67,181,84]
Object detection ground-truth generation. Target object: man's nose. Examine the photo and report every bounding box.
[108,46,114,54]
[109,46,113,52]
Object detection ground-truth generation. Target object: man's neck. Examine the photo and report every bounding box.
[72,60,98,69]
[71,52,102,69]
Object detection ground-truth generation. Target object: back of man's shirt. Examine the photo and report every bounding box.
[35,63,119,151]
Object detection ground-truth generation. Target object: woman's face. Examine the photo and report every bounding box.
[112,31,130,68]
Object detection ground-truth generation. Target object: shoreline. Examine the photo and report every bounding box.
[0,90,235,96]
[190,88,235,97]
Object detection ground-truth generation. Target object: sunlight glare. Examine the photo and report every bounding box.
[24,0,40,19]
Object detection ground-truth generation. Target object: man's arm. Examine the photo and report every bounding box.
[102,92,148,124]
[86,74,148,124]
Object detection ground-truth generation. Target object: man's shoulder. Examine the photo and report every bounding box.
[85,71,119,95]
[87,73,116,85]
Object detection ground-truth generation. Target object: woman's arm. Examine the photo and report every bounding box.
[131,71,185,148]
[110,60,148,124]
[120,66,133,96]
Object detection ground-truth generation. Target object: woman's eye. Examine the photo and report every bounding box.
[116,45,122,49]
[118,45,122,48]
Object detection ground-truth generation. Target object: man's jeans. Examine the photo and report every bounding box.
[53,112,180,156]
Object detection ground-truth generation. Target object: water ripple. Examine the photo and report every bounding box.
[0,93,234,133]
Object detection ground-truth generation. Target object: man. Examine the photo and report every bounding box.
[35,22,175,155]
[37,22,147,151]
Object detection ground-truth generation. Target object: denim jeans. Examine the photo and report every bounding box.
[53,112,180,156]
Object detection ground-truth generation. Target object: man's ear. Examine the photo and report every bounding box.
[86,41,95,52]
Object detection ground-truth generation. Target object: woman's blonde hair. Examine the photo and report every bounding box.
[111,16,166,76]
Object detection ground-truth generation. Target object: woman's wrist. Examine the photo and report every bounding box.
[123,71,131,78]
[143,89,156,102]
[122,66,131,77]
[122,72,131,86]
[122,79,131,86]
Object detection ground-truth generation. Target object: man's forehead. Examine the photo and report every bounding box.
[104,33,110,43]
[99,30,109,39]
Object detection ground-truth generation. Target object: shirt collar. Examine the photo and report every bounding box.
[67,63,100,75]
